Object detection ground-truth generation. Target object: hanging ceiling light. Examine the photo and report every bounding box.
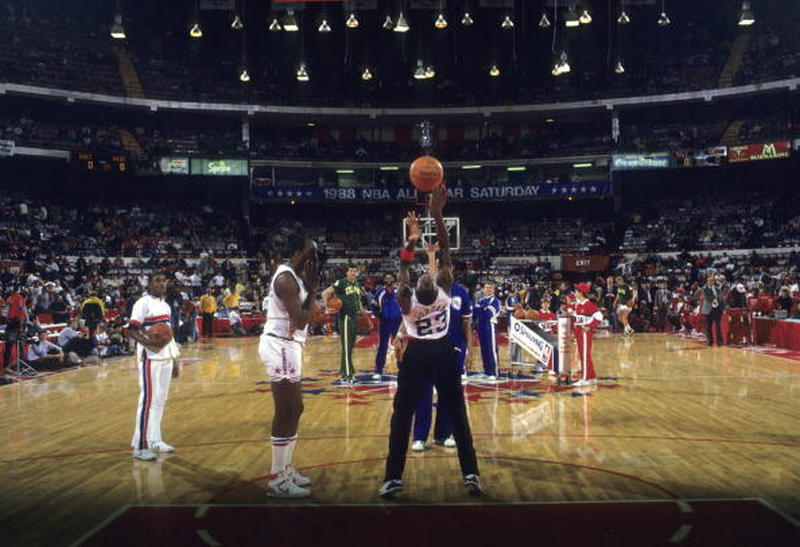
[413,60,427,80]
[539,12,551,29]
[658,11,671,26]
[110,13,126,39]
[558,51,571,74]
[501,15,514,29]
[617,8,631,24]
[231,14,244,30]
[318,19,331,33]
[579,9,592,25]
[435,13,448,29]
[394,12,410,32]
[382,15,394,30]
[551,61,562,77]
[361,68,373,81]
[296,64,310,82]
[346,12,359,28]
[189,22,203,38]
[461,11,474,26]
[425,65,436,79]
[738,1,755,26]
[614,60,625,74]
[284,10,299,32]
[269,17,282,32]
[489,65,500,77]
[239,68,250,82]
[565,5,580,28]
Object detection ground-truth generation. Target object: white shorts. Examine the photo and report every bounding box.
[258,334,303,383]
[616,304,631,313]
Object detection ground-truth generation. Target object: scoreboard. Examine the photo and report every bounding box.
[75,152,127,172]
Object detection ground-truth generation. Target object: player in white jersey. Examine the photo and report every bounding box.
[258,235,319,497]
[129,273,180,461]
[379,187,481,499]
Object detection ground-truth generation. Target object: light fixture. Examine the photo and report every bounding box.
[461,11,474,26]
[361,67,373,81]
[269,18,282,32]
[545,118,555,123]
[284,10,299,32]
[239,68,250,82]
[435,13,448,29]
[614,60,625,74]
[738,1,755,26]
[380,166,399,171]
[554,51,571,75]
[189,22,203,38]
[565,5,580,28]
[579,9,592,25]
[336,169,355,174]
[296,64,310,82]
[306,122,316,127]
[394,12,410,32]
[461,165,482,170]
[382,15,394,30]
[658,11,671,26]
[318,19,331,33]
[501,15,514,29]
[425,65,436,79]
[489,64,500,77]
[414,60,427,80]
[231,14,243,30]
[539,13,551,28]
[346,12,359,28]
[110,13,126,39]
[507,166,526,172]
[617,9,631,24]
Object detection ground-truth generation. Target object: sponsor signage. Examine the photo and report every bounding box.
[159,157,189,175]
[728,141,791,163]
[190,158,248,176]
[509,316,554,367]
[611,153,671,171]
[694,146,727,167]
[252,181,611,202]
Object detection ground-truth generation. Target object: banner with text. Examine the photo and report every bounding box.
[611,153,671,171]
[562,255,611,272]
[728,141,791,163]
[252,181,611,202]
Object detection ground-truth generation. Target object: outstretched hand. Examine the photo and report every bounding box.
[429,185,446,217]
[405,211,421,244]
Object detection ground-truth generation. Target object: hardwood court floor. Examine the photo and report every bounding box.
[1,333,799,546]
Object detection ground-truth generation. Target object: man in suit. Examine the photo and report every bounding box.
[701,275,725,346]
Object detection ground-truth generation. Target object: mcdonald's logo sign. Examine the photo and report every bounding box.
[728,141,791,163]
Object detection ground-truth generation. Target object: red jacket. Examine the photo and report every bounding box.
[6,293,27,321]
[574,300,602,330]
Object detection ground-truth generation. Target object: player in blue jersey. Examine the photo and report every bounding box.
[371,273,403,380]
[410,244,474,450]
[475,282,501,380]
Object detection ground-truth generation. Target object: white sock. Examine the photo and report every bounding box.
[270,436,292,475]
[286,434,298,468]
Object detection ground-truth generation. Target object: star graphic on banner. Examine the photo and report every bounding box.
[551,187,558,194]
[571,187,578,193]
[277,191,284,197]
[580,186,587,193]
[286,190,293,197]
[561,187,568,194]
[590,186,597,193]
[266,190,274,196]
[305,191,312,196]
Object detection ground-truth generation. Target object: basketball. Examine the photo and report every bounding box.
[409,156,444,192]
[147,322,173,350]
[525,309,540,321]
[513,305,526,319]
[328,296,343,312]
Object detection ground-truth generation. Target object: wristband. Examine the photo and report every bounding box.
[400,248,416,263]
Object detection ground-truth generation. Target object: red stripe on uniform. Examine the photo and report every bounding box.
[142,359,153,449]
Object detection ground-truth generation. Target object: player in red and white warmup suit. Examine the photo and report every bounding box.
[572,283,604,387]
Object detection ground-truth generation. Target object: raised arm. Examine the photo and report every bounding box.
[429,186,453,294]
[274,272,316,331]
[398,211,420,315]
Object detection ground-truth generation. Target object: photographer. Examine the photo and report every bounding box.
[26,335,66,369]
[2,287,28,370]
